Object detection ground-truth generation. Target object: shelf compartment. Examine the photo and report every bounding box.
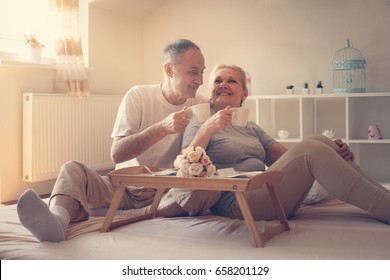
[348,96,390,140]
[349,143,390,183]
[313,97,346,139]
[252,98,300,139]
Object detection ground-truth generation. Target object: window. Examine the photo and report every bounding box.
[0,0,56,59]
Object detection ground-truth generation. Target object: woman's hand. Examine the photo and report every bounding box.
[202,106,232,133]
[187,106,232,150]
[334,139,355,161]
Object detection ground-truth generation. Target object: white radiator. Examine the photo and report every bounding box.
[23,93,122,182]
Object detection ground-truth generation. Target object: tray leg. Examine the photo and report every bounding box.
[100,186,125,232]
[101,187,168,233]
[266,184,290,230]
[234,183,290,247]
[234,191,263,247]
[254,183,290,244]
[148,188,167,218]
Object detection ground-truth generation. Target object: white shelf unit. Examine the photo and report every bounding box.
[244,92,390,184]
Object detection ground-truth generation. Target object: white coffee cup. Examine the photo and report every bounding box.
[191,103,210,123]
[277,129,290,139]
[322,129,335,139]
[232,107,250,126]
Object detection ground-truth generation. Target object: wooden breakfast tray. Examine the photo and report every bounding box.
[100,166,289,247]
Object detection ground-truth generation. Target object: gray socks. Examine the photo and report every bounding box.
[17,189,70,242]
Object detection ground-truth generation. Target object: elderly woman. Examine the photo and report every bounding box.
[181,64,390,223]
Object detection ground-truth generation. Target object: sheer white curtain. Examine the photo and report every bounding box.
[49,0,90,96]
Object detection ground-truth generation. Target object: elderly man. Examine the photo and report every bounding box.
[17,39,212,242]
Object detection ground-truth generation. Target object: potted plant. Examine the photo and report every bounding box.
[302,82,310,94]
[316,81,324,94]
[23,34,44,62]
[286,85,294,95]
[24,34,44,48]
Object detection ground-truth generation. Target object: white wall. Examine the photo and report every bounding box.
[88,4,144,95]
[144,0,390,96]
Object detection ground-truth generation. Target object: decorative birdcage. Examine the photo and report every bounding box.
[333,39,366,93]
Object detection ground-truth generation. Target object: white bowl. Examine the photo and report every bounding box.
[322,129,335,138]
[277,130,290,139]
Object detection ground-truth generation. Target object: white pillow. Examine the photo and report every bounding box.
[303,180,329,205]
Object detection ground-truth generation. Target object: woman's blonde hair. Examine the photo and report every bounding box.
[208,64,247,91]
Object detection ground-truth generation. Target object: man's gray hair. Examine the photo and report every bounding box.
[162,39,201,64]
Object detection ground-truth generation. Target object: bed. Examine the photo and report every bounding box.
[1,193,390,260]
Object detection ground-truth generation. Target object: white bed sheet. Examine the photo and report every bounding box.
[1,198,389,260]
